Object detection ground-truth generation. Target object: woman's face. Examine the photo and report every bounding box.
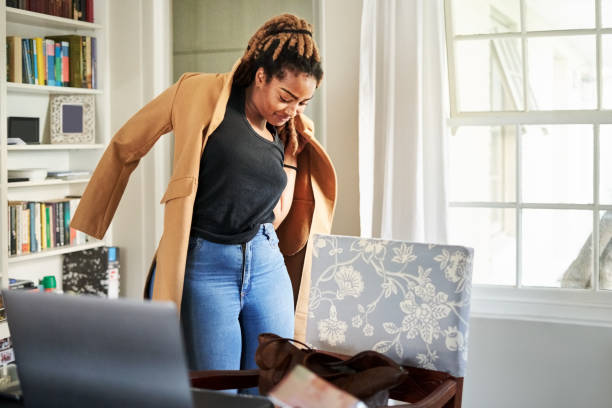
[252,67,317,127]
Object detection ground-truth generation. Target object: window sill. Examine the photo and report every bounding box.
[470,286,612,328]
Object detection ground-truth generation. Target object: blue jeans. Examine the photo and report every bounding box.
[150,223,294,377]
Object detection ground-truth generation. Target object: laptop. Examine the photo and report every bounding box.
[2,290,272,408]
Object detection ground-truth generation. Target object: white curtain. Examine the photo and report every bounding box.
[358,0,449,243]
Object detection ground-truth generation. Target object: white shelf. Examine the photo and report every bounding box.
[8,178,90,188]
[7,82,102,95]
[8,241,105,263]
[1,1,111,295]
[6,7,102,31]
[0,321,8,340]
[8,144,105,151]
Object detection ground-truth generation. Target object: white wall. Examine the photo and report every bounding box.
[321,0,361,237]
[464,318,612,408]
[108,0,172,298]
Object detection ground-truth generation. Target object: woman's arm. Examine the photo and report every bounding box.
[273,151,298,229]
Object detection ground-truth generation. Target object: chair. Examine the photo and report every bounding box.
[191,234,474,408]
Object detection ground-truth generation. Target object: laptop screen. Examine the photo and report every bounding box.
[3,290,193,408]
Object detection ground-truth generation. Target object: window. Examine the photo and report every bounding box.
[444,0,612,310]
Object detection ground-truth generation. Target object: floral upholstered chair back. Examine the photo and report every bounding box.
[306,234,474,378]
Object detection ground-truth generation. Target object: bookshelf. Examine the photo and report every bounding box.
[0,0,111,314]
[7,81,103,94]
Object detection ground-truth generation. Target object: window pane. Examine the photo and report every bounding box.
[450,126,516,202]
[603,0,612,28]
[449,208,516,285]
[527,36,596,110]
[521,125,593,204]
[525,0,595,30]
[523,209,592,288]
[603,35,612,109]
[455,39,524,111]
[451,0,520,35]
[600,125,612,204]
[599,211,612,291]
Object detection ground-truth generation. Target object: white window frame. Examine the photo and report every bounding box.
[444,0,612,327]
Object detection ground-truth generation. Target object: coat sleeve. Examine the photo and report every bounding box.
[70,73,192,239]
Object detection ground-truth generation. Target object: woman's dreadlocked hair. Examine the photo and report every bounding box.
[233,14,323,155]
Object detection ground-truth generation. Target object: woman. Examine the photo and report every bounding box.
[71,14,336,374]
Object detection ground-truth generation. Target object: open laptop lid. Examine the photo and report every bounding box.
[2,290,193,408]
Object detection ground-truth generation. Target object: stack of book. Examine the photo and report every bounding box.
[7,196,89,256]
[6,34,97,88]
[6,0,95,23]
[47,170,91,180]
[8,279,37,291]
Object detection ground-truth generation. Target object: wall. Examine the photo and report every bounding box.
[464,318,612,407]
[173,0,314,79]
[108,0,172,298]
[321,0,362,237]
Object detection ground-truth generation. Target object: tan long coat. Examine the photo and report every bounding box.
[70,60,337,340]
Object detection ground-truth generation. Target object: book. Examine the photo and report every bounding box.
[32,39,38,84]
[54,42,61,86]
[8,278,37,290]
[63,247,121,298]
[45,205,51,248]
[23,207,30,253]
[58,202,64,246]
[67,197,87,245]
[34,202,41,252]
[63,201,70,248]
[40,203,47,250]
[267,365,366,408]
[86,0,94,22]
[28,202,36,252]
[35,37,45,86]
[60,41,69,86]
[22,38,33,84]
[46,35,83,87]
[9,206,16,255]
[84,36,91,88]
[6,36,22,83]
[46,39,56,86]
[91,36,96,89]
[0,349,15,365]
[47,170,90,179]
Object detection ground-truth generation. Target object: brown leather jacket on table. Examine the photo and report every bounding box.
[70,59,337,341]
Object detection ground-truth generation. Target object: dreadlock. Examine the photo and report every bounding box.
[234,14,323,155]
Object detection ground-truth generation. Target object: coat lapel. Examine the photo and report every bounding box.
[200,59,242,155]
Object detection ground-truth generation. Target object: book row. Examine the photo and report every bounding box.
[6,0,94,23]
[6,35,97,88]
[7,197,89,256]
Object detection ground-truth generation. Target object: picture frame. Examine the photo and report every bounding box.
[50,94,95,144]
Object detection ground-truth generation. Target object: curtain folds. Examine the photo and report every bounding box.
[358,0,449,243]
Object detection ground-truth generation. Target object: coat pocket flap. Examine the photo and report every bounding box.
[160,177,195,204]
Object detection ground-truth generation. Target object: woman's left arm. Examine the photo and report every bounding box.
[273,151,298,229]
